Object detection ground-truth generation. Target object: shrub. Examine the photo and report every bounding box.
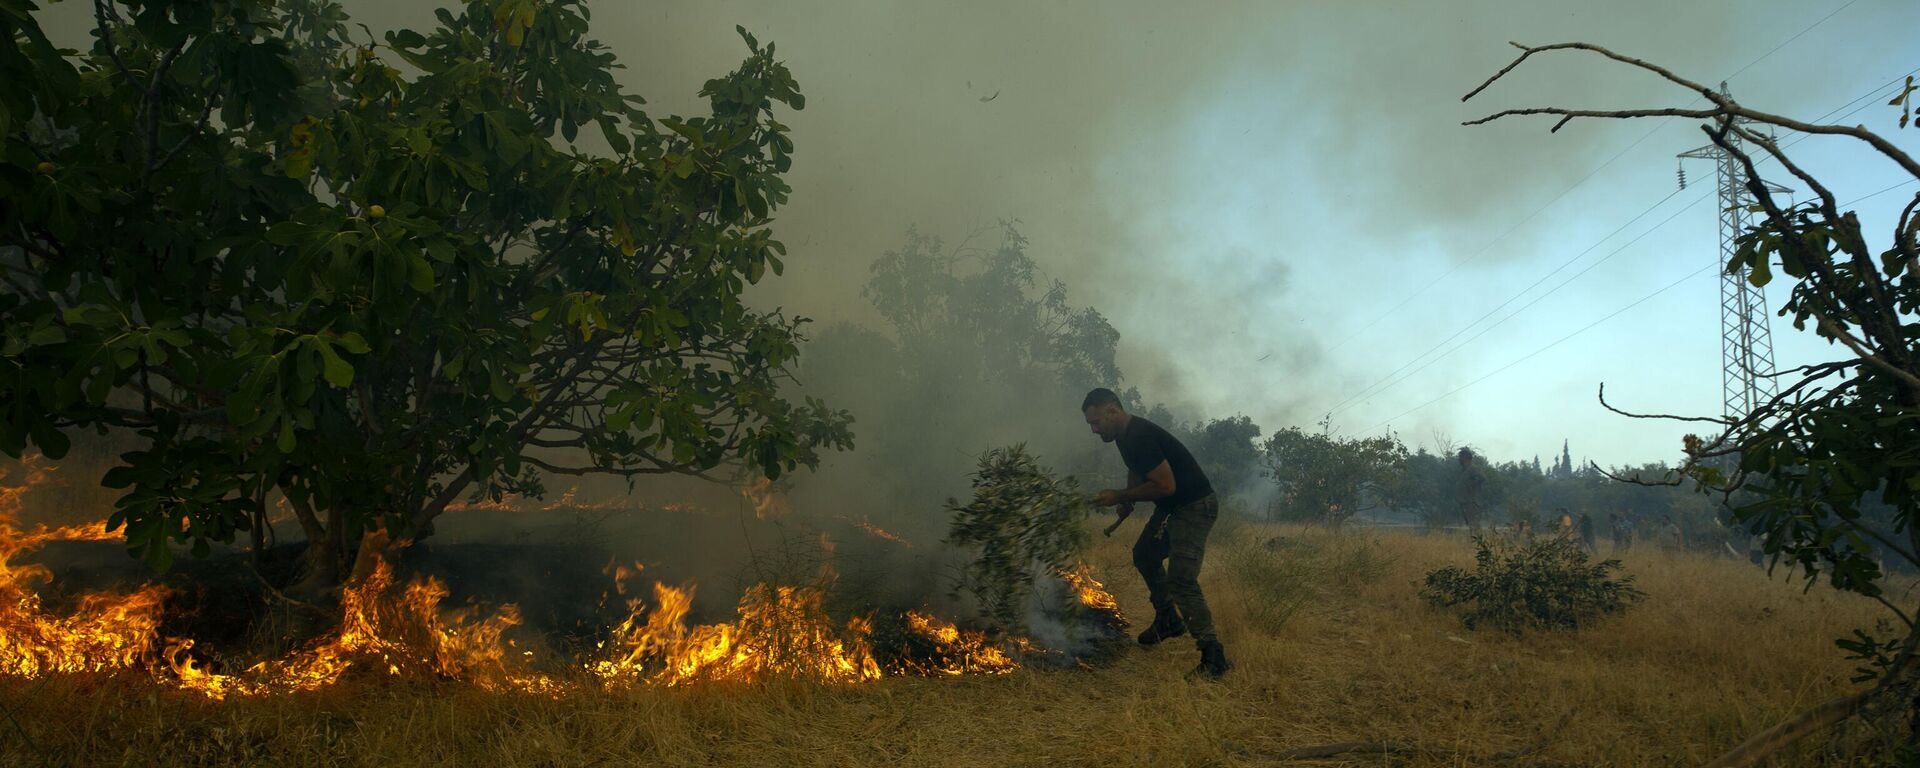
[944,445,1089,632]
[1421,534,1644,634]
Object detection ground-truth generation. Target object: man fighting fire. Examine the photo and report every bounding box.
[1080,388,1231,680]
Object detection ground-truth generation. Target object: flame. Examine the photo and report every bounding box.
[738,476,790,519]
[443,487,703,517]
[167,559,563,698]
[17,521,121,545]
[442,491,529,514]
[839,515,912,547]
[889,612,1020,676]
[0,456,170,678]
[592,580,881,686]
[164,640,249,700]
[4,459,1118,694]
[1056,563,1120,613]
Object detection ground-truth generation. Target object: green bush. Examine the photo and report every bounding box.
[944,445,1089,631]
[1421,534,1644,634]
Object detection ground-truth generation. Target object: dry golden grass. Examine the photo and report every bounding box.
[1,520,1905,767]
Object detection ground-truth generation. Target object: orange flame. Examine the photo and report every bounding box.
[443,487,704,517]
[167,559,564,698]
[890,611,1021,676]
[4,461,1117,694]
[0,456,171,679]
[738,476,790,519]
[1056,563,1120,613]
[592,580,881,686]
[841,516,912,547]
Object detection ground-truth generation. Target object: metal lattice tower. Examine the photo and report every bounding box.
[1677,82,1791,420]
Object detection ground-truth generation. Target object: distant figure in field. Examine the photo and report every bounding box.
[1577,512,1597,553]
[1455,448,1486,531]
[1661,516,1686,551]
[1080,388,1230,680]
[1610,513,1634,551]
[1554,509,1575,540]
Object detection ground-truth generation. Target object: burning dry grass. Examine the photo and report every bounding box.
[1,517,1903,766]
[1,454,1122,698]
[590,580,883,687]
[1,457,167,680]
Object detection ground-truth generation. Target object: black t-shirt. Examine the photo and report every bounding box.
[1116,416,1214,509]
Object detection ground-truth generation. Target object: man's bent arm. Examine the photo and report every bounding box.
[1114,461,1176,503]
[1113,471,1142,518]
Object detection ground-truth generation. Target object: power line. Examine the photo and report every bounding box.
[1802,68,1920,128]
[1336,191,1712,419]
[1724,0,1861,82]
[1336,123,1669,345]
[1361,264,1716,434]
[1336,0,1865,346]
[1749,67,1920,164]
[1354,150,1917,435]
[1325,70,1918,426]
[1842,178,1919,207]
[1323,187,1686,419]
[1357,174,1914,434]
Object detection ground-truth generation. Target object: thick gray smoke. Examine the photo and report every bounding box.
[29,0,1899,455]
[21,0,1904,624]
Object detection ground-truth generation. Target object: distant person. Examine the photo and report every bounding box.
[1578,512,1597,553]
[1662,516,1685,551]
[1080,388,1230,680]
[1456,448,1486,531]
[1554,509,1575,540]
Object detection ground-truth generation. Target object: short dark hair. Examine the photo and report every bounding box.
[1081,388,1122,411]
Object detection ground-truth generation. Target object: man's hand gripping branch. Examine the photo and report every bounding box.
[1092,462,1176,537]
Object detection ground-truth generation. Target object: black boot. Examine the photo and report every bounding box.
[1136,612,1186,647]
[1187,641,1231,680]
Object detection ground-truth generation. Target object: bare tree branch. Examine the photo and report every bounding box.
[1464,107,1719,131]
[1591,462,1684,488]
[1895,191,1920,263]
[1463,41,1920,179]
[1463,41,1717,104]
[1597,383,1732,424]
[1812,310,1920,393]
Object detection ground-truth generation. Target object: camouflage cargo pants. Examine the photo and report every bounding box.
[1131,495,1220,648]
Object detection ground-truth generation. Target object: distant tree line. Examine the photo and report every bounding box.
[797,223,1902,572]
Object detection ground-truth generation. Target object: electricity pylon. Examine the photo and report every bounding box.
[1678,82,1792,420]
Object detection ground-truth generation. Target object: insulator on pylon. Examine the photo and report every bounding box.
[1677,164,1687,190]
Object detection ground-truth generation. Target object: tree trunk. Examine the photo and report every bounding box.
[327,503,347,573]
[348,528,401,584]
[248,485,269,564]
[277,470,469,596]
[280,488,338,600]
[249,506,267,563]
[289,534,339,600]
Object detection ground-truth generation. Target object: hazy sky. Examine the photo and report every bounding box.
[42,0,1920,468]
